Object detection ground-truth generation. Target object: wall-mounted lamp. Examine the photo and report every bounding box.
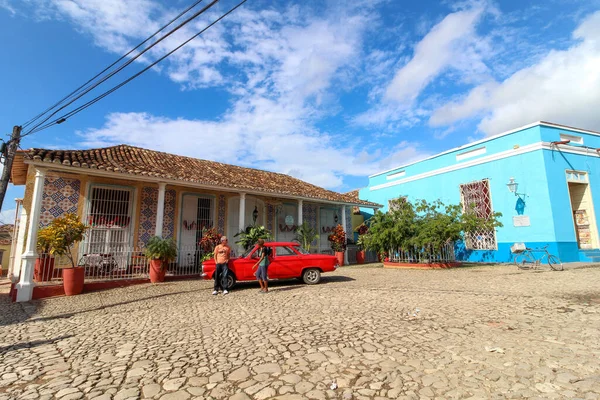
[252,206,259,224]
[334,214,339,224]
[507,177,526,199]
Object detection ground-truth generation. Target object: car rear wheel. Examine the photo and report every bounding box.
[302,268,321,285]
[225,271,236,289]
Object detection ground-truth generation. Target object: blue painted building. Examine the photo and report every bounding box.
[360,122,600,263]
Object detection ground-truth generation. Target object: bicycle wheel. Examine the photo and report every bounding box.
[547,255,563,271]
[514,253,535,269]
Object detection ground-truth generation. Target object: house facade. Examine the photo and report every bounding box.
[360,121,600,264]
[10,145,380,302]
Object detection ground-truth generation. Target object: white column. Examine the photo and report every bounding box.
[298,200,303,226]
[155,183,167,237]
[342,205,348,266]
[16,168,46,302]
[239,193,246,232]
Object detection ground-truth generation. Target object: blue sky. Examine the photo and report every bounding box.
[1,0,600,222]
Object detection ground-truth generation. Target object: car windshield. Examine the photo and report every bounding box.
[241,246,257,258]
[293,245,310,255]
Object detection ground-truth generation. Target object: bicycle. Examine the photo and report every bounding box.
[512,244,563,271]
[78,253,120,276]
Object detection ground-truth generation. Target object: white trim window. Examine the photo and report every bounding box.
[83,185,135,254]
[459,179,497,250]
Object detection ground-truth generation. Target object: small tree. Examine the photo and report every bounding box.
[38,213,88,268]
[235,225,272,251]
[296,222,319,251]
[198,227,222,261]
[327,224,347,252]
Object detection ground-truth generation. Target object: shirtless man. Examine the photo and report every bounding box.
[213,236,231,295]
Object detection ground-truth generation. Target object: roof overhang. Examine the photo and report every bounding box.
[23,160,382,209]
[10,152,28,185]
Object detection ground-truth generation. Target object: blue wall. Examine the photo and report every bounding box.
[361,123,600,263]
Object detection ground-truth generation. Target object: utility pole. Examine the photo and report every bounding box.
[0,126,22,212]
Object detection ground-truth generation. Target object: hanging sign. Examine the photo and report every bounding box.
[512,216,530,227]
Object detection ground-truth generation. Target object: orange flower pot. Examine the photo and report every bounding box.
[149,259,166,283]
[62,267,85,296]
[335,251,345,267]
[356,250,365,264]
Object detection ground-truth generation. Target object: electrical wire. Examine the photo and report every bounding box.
[21,0,207,129]
[22,0,248,138]
[22,0,220,136]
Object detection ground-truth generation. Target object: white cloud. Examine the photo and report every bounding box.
[22,0,432,187]
[353,4,492,129]
[384,7,486,104]
[0,209,16,225]
[430,10,600,135]
[0,0,16,15]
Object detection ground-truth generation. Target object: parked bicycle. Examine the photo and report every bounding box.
[511,244,563,271]
[78,253,120,276]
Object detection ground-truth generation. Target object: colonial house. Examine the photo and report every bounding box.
[9,145,380,302]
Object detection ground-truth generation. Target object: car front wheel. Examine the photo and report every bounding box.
[302,268,321,285]
[225,271,237,289]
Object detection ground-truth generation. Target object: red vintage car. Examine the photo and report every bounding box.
[201,242,339,289]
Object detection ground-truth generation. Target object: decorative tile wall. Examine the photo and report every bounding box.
[217,195,226,235]
[39,177,81,227]
[162,189,176,240]
[138,187,158,247]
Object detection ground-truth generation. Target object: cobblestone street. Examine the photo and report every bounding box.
[1,264,600,400]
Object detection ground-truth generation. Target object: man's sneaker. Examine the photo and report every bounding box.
[223,290,229,295]
[212,290,218,295]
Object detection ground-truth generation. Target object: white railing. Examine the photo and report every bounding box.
[389,242,456,264]
[32,246,206,286]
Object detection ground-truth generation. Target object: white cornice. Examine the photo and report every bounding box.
[370,121,600,179]
[370,141,595,191]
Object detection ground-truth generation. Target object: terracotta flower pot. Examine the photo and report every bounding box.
[356,250,365,264]
[335,251,345,267]
[62,267,85,296]
[149,259,166,283]
[34,256,55,282]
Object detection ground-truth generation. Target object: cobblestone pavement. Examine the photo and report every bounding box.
[1,264,600,400]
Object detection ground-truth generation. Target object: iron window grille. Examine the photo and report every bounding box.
[459,179,497,250]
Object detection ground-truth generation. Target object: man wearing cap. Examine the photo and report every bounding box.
[213,236,231,295]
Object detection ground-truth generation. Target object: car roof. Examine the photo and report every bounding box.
[263,242,301,247]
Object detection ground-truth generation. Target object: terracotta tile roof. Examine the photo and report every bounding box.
[22,145,381,207]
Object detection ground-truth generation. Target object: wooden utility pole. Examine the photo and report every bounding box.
[0,126,22,212]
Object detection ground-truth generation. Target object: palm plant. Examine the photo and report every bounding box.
[235,225,272,250]
[295,222,319,252]
[144,236,178,270]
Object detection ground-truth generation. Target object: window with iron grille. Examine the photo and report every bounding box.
[388,196,407,212]
[83,186,134,254]
[459,179,497,250]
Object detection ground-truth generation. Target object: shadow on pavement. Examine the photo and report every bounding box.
[0,335,74,355]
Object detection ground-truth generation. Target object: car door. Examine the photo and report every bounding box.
[270,245,303,279]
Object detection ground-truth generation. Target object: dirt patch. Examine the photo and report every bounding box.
[564,292,600,305]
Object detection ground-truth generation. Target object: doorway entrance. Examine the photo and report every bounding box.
[179,194,215,267]
[567,171,599,249]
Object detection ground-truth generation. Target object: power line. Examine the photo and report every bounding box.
[21,0,207,129]
[22,0,220,137]
[22,0,248,137]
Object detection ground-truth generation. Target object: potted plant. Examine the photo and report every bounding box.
[41,214,88,295]
[235,225,271,251]
[296,222,319,252]
[198,227,222,264]
[144,236,178,283]
[35,227,55,281]
[356,224,369,264]
[328,224,347,266]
